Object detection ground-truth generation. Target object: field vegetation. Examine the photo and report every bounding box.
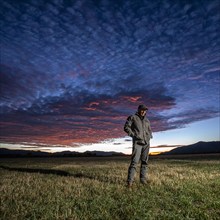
[0,156,220,220]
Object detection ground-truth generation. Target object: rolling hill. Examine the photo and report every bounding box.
[162,141,220,155]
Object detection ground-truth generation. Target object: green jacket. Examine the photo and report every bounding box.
[124,112,153,145]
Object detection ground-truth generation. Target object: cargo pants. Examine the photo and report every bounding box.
[127,142,150,183]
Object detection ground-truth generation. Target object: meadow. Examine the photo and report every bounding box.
[0,156,220,220]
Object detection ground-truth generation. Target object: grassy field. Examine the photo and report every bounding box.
[0,156,220,220]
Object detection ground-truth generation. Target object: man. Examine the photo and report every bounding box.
[124,104,153,187]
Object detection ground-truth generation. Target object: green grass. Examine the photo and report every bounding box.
[0,157,220,220]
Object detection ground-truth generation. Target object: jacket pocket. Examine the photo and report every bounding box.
[134,133,142,141]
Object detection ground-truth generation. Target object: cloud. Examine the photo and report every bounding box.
[0,69,177,144]
[0,0,220,146]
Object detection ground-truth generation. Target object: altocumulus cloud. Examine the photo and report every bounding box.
[0,0,219,146]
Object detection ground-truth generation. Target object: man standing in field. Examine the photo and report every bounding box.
[124,104,153,187]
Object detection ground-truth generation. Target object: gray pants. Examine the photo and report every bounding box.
[127,143,150,183]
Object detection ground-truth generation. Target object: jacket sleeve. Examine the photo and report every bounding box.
[148,122,153,139]
[124,116,135,137]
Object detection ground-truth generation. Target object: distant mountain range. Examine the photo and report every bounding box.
[0,141,219,157]
[161,141,220,155]
[0,148,125,157]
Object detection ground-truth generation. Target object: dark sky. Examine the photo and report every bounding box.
[1,0,220,147]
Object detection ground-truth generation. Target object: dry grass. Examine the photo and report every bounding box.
[0,157,220,220]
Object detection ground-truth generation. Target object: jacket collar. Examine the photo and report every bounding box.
[135,112,145,120]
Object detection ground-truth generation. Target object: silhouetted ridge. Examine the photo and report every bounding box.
[0,148,125,157]
[162,141,220,155]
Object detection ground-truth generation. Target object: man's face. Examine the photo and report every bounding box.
[139,109,147,116]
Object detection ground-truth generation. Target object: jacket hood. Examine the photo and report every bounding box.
[135,112,145,120]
